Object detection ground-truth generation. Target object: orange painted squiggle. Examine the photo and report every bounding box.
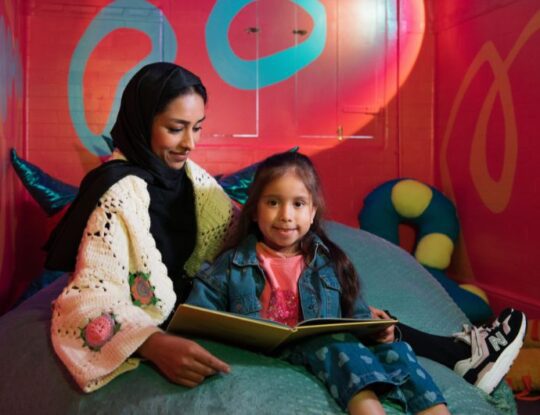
[469,42,517,213]
[441,10,540,278]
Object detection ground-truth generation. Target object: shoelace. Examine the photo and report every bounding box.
[454,316,503,341]
[462,326,482,358]
[453,323,493,351]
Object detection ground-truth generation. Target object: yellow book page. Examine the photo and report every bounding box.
[288,319,397,343]
[167,304,293,351]
[167,304,398,352]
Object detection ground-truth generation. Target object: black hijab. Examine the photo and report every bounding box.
[45,62,206,272]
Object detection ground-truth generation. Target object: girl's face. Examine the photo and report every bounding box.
[255,172,317,254]
[150,93,205,170]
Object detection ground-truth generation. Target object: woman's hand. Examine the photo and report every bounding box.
[138,331,230,387]
[368,306,396,344]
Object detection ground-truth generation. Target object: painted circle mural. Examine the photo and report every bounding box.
[68,0,177,156]
[206,0,327,90]
[69,0,425,153]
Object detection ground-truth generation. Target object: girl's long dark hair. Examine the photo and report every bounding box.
[226,151,360,317]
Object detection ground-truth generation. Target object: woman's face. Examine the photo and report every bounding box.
[150,93,205,170]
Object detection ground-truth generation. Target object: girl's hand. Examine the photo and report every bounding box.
[138,331,230,387]
[368,306,396,344]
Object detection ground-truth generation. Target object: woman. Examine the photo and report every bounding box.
[46,62,234,392]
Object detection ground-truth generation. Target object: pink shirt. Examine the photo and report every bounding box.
[256,242,305,327]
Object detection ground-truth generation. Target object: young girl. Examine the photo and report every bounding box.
[186,152,450,414]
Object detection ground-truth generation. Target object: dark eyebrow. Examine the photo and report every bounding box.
[170,116,206,125]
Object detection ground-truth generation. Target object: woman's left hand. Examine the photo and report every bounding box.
[137,332,230,387]
[368,306,395,343]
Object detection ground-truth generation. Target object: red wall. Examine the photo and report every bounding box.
[434,0,540,318]
[24,0,430,225]
[0,0,25,312]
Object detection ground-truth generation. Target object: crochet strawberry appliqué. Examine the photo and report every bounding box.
[129,271,158,307]
[80,313,121,351]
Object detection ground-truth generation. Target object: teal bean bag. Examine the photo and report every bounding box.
[0,222,515,414]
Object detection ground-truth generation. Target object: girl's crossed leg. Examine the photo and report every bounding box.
[282,333,449,415]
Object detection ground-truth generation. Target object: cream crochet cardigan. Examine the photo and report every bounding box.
[50,158,233,392]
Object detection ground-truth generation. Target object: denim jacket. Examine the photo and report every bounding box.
[185,233,371,321]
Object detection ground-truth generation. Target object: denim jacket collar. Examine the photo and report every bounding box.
[231,233,330,268]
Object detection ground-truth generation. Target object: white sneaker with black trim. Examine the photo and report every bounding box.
[453,308,527,394]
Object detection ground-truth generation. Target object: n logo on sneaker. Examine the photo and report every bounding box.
[488,332,508,352]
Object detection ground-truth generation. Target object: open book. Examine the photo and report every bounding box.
[167,304,397,352]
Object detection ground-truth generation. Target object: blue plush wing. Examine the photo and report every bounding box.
[10,149,78,216]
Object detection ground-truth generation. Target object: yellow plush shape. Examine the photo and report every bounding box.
[391,179,433,218]
[415,233,454,269]
[524,319,540,348]
[505,349,540,392]
[458,284,490,304]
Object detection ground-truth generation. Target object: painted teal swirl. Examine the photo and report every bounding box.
[68,0,177,156]
[206,0,326,90]
[0,16,23,119]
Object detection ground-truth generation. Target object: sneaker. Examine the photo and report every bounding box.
[453,308,527,394]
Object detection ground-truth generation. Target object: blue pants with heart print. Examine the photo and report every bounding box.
[280,333,446,412]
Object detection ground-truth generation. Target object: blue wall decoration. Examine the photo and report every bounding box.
[206,0,326,89]
[0,15,23,119]
[68,0,177,157]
